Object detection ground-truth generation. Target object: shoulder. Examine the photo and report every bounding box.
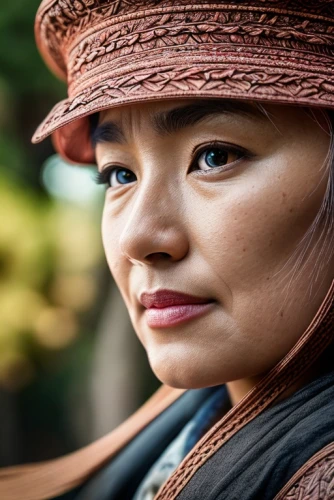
[275,442,334,500]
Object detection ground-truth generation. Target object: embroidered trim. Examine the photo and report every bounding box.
[274,442,334,500]
[36,1,334,79]
[66,8,334,86]
[33,62,334,142]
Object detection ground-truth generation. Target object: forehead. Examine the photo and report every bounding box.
[93,98,271,148]
[99,99,263,125]
[92,99,324,152]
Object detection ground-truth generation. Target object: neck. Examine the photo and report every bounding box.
[226,354,333,406]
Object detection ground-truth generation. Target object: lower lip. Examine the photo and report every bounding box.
[145,303,214,328]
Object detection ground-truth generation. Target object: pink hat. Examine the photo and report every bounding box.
[33,0,334,164]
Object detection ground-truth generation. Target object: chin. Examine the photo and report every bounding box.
[153,371,206,389]
[147,352,195,388]
[148,353,223,390]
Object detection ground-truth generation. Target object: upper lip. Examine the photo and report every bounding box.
[139,289,213,309]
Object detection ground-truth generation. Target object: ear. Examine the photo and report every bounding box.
[52,116,96,165]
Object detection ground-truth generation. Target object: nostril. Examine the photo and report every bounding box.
[146,252,171,262]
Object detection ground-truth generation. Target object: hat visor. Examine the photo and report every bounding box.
[32,61,334,165]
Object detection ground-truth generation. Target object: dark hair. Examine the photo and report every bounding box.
[89,112,99,143]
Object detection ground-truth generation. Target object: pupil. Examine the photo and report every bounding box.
[116,169,135,184]
[206,149,228,168]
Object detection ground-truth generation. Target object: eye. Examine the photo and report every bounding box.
[109,168,136,187]
[193,144,245,172]
[95,167,137,188]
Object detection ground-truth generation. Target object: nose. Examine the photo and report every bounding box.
[119,182,189,265]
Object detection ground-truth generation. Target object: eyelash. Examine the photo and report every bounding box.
[191,141,249,173]
[95,168,119,186]
[95,142,250,187]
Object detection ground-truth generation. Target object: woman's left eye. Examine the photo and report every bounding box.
[194,145,245,172]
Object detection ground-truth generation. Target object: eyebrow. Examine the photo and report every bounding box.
[153,100,265,136]
[91,100,265,147]
[91,120,126,148]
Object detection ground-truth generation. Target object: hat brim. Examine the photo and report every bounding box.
[32,60,334,165]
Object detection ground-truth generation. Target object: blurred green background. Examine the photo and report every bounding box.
[0,0,158,467]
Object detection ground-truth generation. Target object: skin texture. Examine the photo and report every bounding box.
[95,99,333,400]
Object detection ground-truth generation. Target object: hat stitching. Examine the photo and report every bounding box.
[69,46,334,95]
[37,1,334,80]
[67,9,334,85]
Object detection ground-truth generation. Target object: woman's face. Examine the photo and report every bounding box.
[95,100,332,388]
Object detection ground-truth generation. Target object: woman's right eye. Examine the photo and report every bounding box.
[95,167,137,188]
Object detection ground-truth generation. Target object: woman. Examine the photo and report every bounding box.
[1,0,333,498]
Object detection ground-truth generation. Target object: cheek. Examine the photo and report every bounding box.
[101,205,114,269]
[169,159,328,380]
[191,156,327,295]
[101,204,126,288]
[101,200,141,318]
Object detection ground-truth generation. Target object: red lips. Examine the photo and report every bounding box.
[139,290,214,328]
[140,290,212,308]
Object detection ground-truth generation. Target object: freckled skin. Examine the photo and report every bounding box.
[96,100,333,399]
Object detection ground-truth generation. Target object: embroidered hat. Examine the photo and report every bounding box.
[33,0,334,164]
